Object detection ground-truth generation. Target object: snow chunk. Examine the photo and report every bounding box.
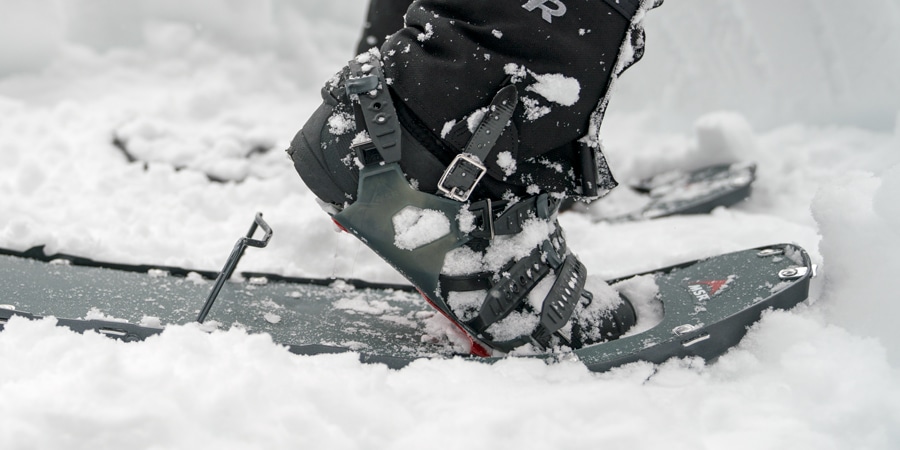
[486,310,540,342]
[84,308,128,323]
[351,131,370,146]
[392,206,451,250]
[492,29,503,38]
[521,96,551,122]
[482,218,555,272]
[440,119,456,139]
[457,204,477,234]
[417,23,434,42]
[496,151,517,176]
[614,275,663,336]
[441,246,485,276]
[333,295,399,315]
[447,290,485,322]
[420,312,471,353]
[138,316,163,328]
[147,269,169,278]
[186,272,207,285]
[466,107,489,133]
[503,63,527,83]
[263,313,281,324]
[525,72,580,107]
[327,110,355,135]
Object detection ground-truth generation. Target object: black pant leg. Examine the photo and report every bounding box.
[356,0,412,55]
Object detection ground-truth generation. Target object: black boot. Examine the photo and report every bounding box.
[288,0,661,355]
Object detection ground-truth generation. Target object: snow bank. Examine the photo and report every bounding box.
[610,0,900,132]
[1,1,899,447]
[0,0,65,74]
[1,309,897,449]
[4,0,898,131]
[0,0,364,79]
[813,165,900,363]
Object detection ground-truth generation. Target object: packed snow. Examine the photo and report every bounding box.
[525,71,581,107]
[1,1,899,449]
[392,206,450,250]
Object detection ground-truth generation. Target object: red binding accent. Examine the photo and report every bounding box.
[331,218,349,233]
[417,289,491,358]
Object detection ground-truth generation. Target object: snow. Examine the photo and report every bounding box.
[416,22,435,42]
[327,110,355,135]
[391,206,451,250]
[521,95,552,122]
[495,150,517,176]
[0,1,899,448]
[525,71,581,107]
[440,119,456,139]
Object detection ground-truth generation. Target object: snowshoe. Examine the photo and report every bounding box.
[562,162,757,221]
[1,213,815,371]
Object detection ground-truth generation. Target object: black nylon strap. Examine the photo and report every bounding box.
[439,272,493,293]
[437,85,519,201]
[465,247,552,334]
[578,143,600,198]
[463,84,518,162]
[346,59,402,164]
[531,255,587,347]
[468,194,560,240]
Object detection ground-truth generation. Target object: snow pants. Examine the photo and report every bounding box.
[352,0,656,200]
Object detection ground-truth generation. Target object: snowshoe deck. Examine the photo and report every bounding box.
[0,242,813,371]
[574,243,812,371]
[588,162,757,222]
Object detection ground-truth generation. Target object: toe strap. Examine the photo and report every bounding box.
[464,246,553,335]
[531,255,587,348]
[446,246,588,353]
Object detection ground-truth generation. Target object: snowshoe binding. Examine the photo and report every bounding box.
[288,55,636,356]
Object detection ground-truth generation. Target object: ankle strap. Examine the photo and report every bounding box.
[466,193,561,241]
[345,57,402,165]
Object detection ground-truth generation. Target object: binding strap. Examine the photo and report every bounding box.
[345,58,402,164]
[530,255,588,347]
[470,253,589,353]
[437,85,519,201]
[465,246,554,335]
[466,194,561,241]
[440,214,586,352]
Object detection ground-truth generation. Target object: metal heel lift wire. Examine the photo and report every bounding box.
[197,213,273,323]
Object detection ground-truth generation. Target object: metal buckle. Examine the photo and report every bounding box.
[437,153,487,202]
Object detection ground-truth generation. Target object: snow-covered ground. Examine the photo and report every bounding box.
[1,1,898,448]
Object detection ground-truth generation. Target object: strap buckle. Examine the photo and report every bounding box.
[437,153,487,202]
[350,138,382,166]
[468,198,495,240]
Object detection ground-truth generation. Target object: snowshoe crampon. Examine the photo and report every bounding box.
[0,214,813,372]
